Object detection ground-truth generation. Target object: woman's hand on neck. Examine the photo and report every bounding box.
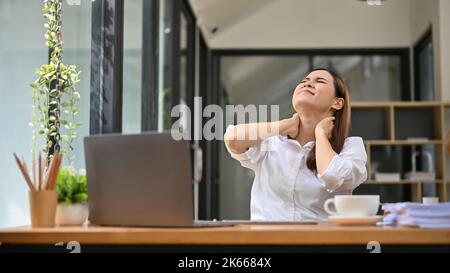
[295,110,333,146]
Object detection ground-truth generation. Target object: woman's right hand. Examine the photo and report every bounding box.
[282,114,300,139]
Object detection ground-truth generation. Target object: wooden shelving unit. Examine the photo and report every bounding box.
[350,102,449,203]
[365,179,445,184]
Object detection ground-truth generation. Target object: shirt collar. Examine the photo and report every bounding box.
[281,135,315,150]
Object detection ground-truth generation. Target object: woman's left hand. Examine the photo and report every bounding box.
[315,116,335,139]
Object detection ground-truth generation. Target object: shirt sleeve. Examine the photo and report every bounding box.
[224,126,273,172]
[317,137,368,193]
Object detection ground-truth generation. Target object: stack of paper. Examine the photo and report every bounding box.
[374,172,401,181]
[380,202,450,228]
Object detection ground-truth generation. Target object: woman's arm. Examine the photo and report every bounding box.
[315,116,337,175]
[315,117,368,192]
[316,136,367,192]
[224,114,299,154]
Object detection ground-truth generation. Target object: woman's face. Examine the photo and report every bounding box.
[292,70,339,114]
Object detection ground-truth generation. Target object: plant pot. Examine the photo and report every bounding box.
[55,202,89,226]
[29,190,57,228]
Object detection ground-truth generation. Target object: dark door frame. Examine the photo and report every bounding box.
[141,0,159,131]
[90,0,124,135]
[413,27,433,101]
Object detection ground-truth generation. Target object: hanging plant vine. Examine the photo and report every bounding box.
[30,0,82,165]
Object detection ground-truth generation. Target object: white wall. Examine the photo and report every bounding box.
[194,0,447,104]
[410,0,439,43]
[192,0,449,100]
[410,0,441,100]
[202,0,412,49]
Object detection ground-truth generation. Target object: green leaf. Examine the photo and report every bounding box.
[61,135,69,142]
[56,167,88,204]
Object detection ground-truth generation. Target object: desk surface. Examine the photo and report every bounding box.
[1,223,450,245]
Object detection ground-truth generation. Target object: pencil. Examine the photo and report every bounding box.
[38,153,42,191]
[13,153,35,191]
[46,152,62,190]
[32,152,36,189]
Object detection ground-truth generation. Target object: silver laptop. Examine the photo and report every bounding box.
[84,132,231,227]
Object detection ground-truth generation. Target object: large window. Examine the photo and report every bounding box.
[0,1,91,228]
[123,0,143,133]
[0,0,198,227]
[158,0,176,130]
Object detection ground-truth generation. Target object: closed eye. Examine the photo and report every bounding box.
[301,77,329,84]
[315,77,329,84]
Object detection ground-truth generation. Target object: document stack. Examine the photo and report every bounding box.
[380,202,450,228]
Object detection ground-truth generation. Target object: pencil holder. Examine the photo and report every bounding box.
[29,190,57,228]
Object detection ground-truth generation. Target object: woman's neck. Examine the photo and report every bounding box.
[295,111,329,146]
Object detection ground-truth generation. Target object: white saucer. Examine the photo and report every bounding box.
[328,215,383,226]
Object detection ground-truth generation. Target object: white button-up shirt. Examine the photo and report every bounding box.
[225,134,368,221]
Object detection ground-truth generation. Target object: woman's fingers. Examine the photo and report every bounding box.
[327,117,335,138]
[286,114,300,139]
[315,116,335,139]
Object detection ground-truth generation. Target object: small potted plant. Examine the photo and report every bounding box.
[55,166,88,226]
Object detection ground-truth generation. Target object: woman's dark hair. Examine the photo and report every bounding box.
[305,68,351,173]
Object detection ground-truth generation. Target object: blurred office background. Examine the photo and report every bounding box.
[1,0,450,227]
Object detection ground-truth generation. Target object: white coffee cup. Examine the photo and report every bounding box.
[323,195,380,216]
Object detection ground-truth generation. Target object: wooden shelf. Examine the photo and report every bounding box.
[352,101,448,202]
[351,102,391,108]
[365,140,443,145]
[391,102,442,108]
[366,179,445,184]
[351,101,442,108]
